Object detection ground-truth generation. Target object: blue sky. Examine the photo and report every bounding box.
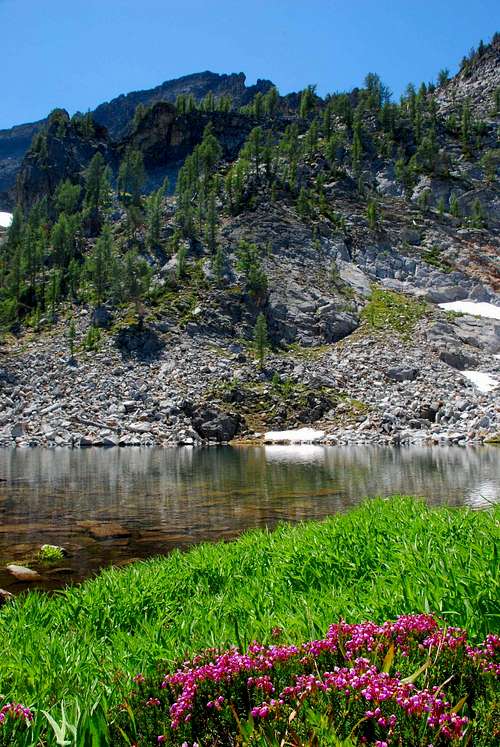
[0,0,498,129]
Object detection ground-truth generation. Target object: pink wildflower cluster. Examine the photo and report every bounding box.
[466,634,500,676]
[252,658,468,740]
[0,702,33,725]
[324,614,440,658]
[144,614,499,743]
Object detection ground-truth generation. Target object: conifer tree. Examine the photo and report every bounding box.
[253,312,268,369]
[86,225,113,304]
[55,180,81,215]
[236,240,268,302]
[297,187,310,218]
[252,92,264,119]
[47,269,61,321]
[83,153,111,233]
[481,150,496,184]
[470,199,485,228]
[263,86,279,117]
[449,194,461,218]
[212,245,225,285]
[242,127,264,181]
[84,153,106,213]
[118,149,145,204]
[122,251,152,327]
[366,199,379,230]
[145,180,168,251]
[205,189,218,253]
[437,69,449,87]
[299,85,316,118]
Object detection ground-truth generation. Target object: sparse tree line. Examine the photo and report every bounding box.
[0,147,158,331]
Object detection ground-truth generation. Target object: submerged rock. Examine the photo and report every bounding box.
[6,564,42,581]
[78,521,132,540]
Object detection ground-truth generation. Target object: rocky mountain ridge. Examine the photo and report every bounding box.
[0,71,273,209]
[0,34,499,448]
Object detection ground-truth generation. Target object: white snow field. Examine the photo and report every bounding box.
[439,301,500,320]
[0,212,13,228]
[264,428,326,444]
[462,371,498,393]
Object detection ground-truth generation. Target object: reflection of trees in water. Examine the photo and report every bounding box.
[0,447,498,531]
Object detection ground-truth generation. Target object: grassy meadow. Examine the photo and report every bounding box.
[0,496,498,744]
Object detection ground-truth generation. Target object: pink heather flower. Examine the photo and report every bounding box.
[157,614,496,738]
[0,703,34,723]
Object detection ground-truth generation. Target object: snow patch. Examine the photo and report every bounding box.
[462,370,499,393]
[439,301,500,320]
[0,212,13,228]
[264,427,326,444]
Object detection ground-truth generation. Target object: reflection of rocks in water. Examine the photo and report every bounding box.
[0,446,498,591]
[465,480,499,509]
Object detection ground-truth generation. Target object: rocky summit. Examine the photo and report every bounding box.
[0,35,499,448]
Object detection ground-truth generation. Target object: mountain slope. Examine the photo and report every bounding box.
[0,35,499,448]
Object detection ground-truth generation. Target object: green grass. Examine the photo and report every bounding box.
[361,288,428,337]
[0,497,498,739]
[422,245,453,272]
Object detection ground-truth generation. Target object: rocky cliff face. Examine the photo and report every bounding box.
[15,111,113,214]
[125,103,253,169]
[15,103,256,210]
[0,71,274,207]
[0,119,44,208]
[435,35,500,118]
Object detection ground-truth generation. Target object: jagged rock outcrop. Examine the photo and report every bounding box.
[435,34,500,118]
[93,71,273,138]
[15,110,113,213]
[0,119,44,208]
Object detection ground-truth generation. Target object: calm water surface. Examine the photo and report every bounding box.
[0,446,498,592]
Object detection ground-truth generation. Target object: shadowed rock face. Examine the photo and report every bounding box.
[126,103,254,168]
[0,71,273,207]
[15,111,112,214]
[0,120,44,208]
[15,103,256,211]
